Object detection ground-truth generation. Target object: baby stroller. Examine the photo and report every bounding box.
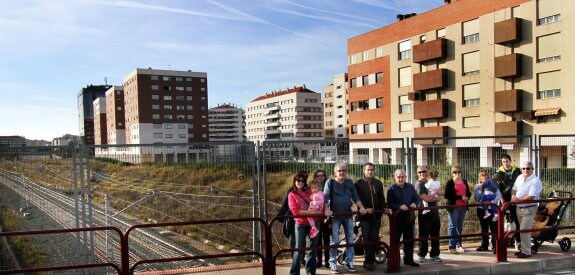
[336,218,388,265]
[529,190,572,254]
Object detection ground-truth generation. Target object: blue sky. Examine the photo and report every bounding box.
[0,0,444,141]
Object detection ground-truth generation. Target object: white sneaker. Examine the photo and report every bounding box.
[330,263,340,274]
[432,256,442,262]
[456,246,466,253]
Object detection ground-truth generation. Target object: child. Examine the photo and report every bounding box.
[422,170,441,215]
[308,180,324,238]
[478,173,501,221]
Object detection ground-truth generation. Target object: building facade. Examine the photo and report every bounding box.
[77,85,112,145]
[323,73,349,139]
[0,136,26,148]
[208,104,245,142]
[93,97,107,145]
[348,0,574,167]
[105,86,126,145]
[123,68,209,145]
[245,86,323,158]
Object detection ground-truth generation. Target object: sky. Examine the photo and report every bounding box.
[0,0,445,141]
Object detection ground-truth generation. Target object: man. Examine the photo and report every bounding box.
[414,165,442,264]
[496,154,522,247]
[511,160,543,258]
[354,163,386,271]
[387,169,420,267]
[324,163,367,274]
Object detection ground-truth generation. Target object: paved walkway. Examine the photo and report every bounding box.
[141,235,575,274]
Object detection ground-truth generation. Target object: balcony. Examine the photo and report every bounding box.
[494,89,522,113]
[413,69,447,91]
[413,38,447,63]
[495,121,523,144]
[495,53,522,78]
[413,126,448,144]
[265,112,280,119]
[414,99,448,120]
[266,104,280,110]
[494,17,522,44]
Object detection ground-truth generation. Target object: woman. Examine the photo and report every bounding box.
[473,170,501,253]
[444,165,471,254]
[313,170,330,268]
[288,172,321,275]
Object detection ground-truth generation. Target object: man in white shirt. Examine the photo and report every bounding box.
[511,160,543,258]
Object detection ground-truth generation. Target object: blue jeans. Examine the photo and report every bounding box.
[329,217,355,265]
[290,222,319,275]
[447,207,467,248]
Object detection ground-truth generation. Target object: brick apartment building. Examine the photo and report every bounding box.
[347,0,574,166]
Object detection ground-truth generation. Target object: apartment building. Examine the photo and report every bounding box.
[93,97,107,145]
[208,104,245,142]
[245,86,323,158]
[105,86,126,145]
[348,0,574,167]
[0,136,26,148]
[123,68,209,145]
[323,73,349,139]
[77,84,111,145]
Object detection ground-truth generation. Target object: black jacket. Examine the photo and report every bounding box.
[444,178,471,208]
[355,178,386,220]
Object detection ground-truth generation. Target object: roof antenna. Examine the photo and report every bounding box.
[104,77,108,86]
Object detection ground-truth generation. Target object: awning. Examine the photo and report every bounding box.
[534,107,561,117]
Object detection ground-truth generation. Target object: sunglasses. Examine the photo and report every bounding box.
[452,171,461,174]
[522,167,532,171]
[337,169,347,172]
[417,171,427,174]
[295,179,305,182]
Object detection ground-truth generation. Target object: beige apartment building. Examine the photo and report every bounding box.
[245,86,323,159]
[105,86,126,145]
[208,104,245,142]
[348,0,574,167]
[323,73,349,139]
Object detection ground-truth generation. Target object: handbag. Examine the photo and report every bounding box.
[282,214,295,238]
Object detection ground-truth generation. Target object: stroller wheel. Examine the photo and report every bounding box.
[374,246,387,263]
[559,237,571,252]
[531,245,538,254]
[535,238,544,246]
[337,252,346,265]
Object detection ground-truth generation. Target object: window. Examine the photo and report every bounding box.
[351,125,358,134]
[175,77,184,81]
[398,67,412,87]
[463,116,480,128]
[362,51,369,61]
[176,86,184,91]
[400,121,412,132]
[176,105,185,110]
[186,96,193,101]
[376,72,383,83]
[350,78,357,88]
[187,105,193,110]
[152,114,160,119]
[153,133,162,138]
[463,51,480,76]
[437,28,446,38]
[176,96,185,100]
[399,95,412,114]
[420,35,426,43]
[375,47,383,57]
[377,123,384,133]
[152,104,159,110]
[163,95,172,100]
[151,85,159,90]
[163,105,172,110]
[151,75,159,80]
[463,83,480,107]
[376,98,384,108]
[362,75,369,86]
[537,33,560,62]
[164,124,173,129]
[350,55,358,65]
[398,40,411,60]
[163,76,170,81]
[462,19,479,44]
[164,114,173,119]
[363,124,370,134]
[537,0,560,25]
[538,71,561,99]
[187,115,193,119]
[152,94,159,100]
[178,124,186,129]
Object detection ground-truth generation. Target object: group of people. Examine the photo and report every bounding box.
[277,154,543,275]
